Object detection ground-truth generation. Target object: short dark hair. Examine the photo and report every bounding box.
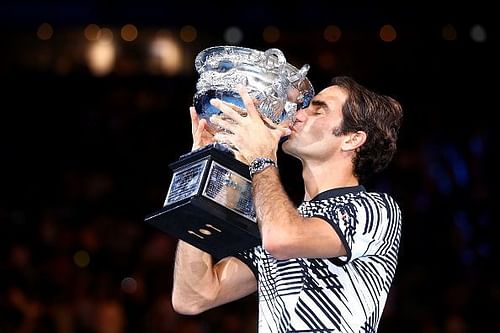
[331,76,403,182]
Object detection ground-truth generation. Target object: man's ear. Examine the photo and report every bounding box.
[341,131,367,151]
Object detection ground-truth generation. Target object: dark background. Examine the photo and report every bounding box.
[1,1,497,332]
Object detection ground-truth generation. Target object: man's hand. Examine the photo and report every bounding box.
[190,106,215,151]
[209,85,291,164]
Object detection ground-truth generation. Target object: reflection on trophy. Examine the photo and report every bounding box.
[145,46,314,258]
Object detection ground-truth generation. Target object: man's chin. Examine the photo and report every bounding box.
[281,139,294,155]
[279,135,289,145]
[282,144,301,160]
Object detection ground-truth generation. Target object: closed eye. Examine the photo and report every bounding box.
[311,100,329,113]
[311,100,328,108]
[309,100,328,115]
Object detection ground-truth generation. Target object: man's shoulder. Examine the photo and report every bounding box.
[304,190,400,214]
[362,191,400,207]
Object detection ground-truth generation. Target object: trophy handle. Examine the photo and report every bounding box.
[263,48,286,72]
[289,64,311,84]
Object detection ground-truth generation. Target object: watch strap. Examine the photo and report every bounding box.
[249,157,277,178]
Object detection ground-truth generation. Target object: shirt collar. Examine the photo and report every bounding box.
[311,185,366,201]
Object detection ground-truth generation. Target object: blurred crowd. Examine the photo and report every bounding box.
[1,36,497,332]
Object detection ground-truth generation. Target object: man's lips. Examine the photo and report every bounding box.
[290,123,300,132]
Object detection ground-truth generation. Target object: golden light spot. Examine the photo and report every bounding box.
[180,25,197,42]
[442,24,457,41]
[263,26,280,43]
[84,24,101,41]
[37,23,53,40]
[324,25,341,42]
[379,24,397,42]
[73,250,90,268]
[121,24,138,42]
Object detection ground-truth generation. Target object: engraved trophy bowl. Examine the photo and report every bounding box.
[145,46,314,259]
[193,45,314,135]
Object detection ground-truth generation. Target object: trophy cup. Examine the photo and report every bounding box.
[145,46,314,258]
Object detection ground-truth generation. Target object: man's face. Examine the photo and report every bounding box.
[282,85,348,161]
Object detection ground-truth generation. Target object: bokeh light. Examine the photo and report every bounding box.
[224,26,243,45]
[323,25,342,42]
[73,250,90,268]
[379,24,397,42]
[180,25,197,42]
[37,22,53,40]
[121,24,138,42]
[263,25,280,43]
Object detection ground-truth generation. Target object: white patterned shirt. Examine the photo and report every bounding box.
[236,185,402,333]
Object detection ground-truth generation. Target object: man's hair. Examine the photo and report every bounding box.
[331,76,403,182]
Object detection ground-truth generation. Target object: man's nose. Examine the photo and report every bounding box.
[295,108,308,122]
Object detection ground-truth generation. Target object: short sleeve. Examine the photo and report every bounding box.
[233,246,260,279]
[312,193,401,265]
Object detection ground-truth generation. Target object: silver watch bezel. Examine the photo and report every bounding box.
[249,157,276,178]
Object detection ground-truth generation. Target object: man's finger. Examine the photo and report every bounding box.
[219,101,247,117]
[194,119,206,144]
[279,126,292,137]
[190,107,199,136]
[210,99,242,123]
[262,117,278,129]
[210,115,236,134]
[213,132,233,147]
[236,84,260,119]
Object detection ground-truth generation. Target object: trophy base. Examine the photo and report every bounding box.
[145,145,261,259]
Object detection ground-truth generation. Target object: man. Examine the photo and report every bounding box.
[172,76,403,332]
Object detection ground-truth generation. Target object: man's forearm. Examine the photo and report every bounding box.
[252,167,302,257]
[171,241,219,315]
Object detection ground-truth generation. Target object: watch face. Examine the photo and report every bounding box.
[250,158,276,177]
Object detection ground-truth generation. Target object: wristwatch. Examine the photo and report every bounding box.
[249,157,277,178]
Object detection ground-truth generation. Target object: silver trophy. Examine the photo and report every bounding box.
[145,46,314,258]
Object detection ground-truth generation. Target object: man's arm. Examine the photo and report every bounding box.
[172,108,257,314]
[209,87,346,260]
[171,241,257,315]
[252,167,346,260]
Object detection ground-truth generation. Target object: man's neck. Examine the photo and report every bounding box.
[301,159,358,201]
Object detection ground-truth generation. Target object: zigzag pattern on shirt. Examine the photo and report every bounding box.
[236,189,401,333]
